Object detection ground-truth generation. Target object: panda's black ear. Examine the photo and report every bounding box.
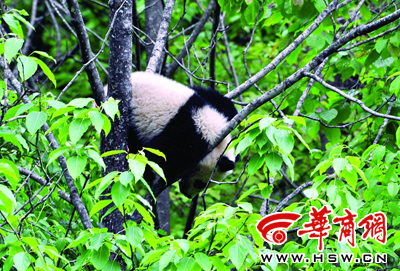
[235,154,241,162]
[218,156,235,172]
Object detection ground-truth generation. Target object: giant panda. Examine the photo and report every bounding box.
[127,72,238,198]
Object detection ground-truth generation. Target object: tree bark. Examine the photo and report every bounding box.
[100,0,133,235]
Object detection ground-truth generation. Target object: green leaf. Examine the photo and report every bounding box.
[390,76,400,95]
[129,158,147,182]
[177,257,195,270]
[0,159,20,188]
[265,152,283,176]
[88,149,106,169]
[375,39,387,53]
[69,118,91,144]
[89,200,112,217]
[47,146,70,166]
[228,243,246,270]
[45,116,71,135]
[100,150,126,158]
[147,161,166,181]
[48,100,65,110]
[95,171,119,199]
[91,244,110,269]
[119,171,134,186]
[332,158,348,175]
[67,98,94,108]
[274,129,294,155]
[0,184,16,214]
[4,38,24,63]
[16,134,29,151]
[259,117,276,130]
[320,109,338,123]
[3,14,23,37]
[111,182,129,207]
[17,55,38,81]
[396,126,400,148]
[32,57,56,87]
[91,232,113,251]
[88,111,104,134]
[13,103,34,120]
[51,107,75,119]
[134,202,154,226]
[194,252,212,271]
[159,250,176,271]
[67,231,91,249]
[32,51,55,61]
[144,147,166,160]
[235,137,252,154]
[0,133,23,153]
[126,226,144,247]
[103,261,121,271]
[26,111,47,134]
[102,114,111,136]
[312,159,332,176]
[102,97,120,121]
[247,153,264,175]
[388,183,399,198]
[66,155,87,179]
[13,252,31,271]
[12,12,35,30]
[371,145,385,165]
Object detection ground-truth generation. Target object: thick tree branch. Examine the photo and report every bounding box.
[66,0,105,104]
[146,0,176,72]
[209,3,220,89]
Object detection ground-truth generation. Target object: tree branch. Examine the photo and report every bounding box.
[146,0,176,72]
[66,0,105,104]
[18,166,71,203]
[304,72,400,121]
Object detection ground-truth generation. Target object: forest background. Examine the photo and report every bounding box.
[0,0,399,270]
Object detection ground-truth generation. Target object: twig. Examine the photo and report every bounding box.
[304,72,400,121]
[226,0,341,99]
[272,181,313,213]
[338,23,400,51]
[373,96,396,144]
[17,166,71,202]
[165,0,216,76]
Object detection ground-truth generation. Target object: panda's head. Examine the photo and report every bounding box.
[179,135,238,198]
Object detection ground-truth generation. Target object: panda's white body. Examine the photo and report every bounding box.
[128,72,237,198]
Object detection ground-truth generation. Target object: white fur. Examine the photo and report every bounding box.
[192,105,229,146]
[130,72,194,142]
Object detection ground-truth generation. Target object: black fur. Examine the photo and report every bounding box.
[128,83,237,194]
